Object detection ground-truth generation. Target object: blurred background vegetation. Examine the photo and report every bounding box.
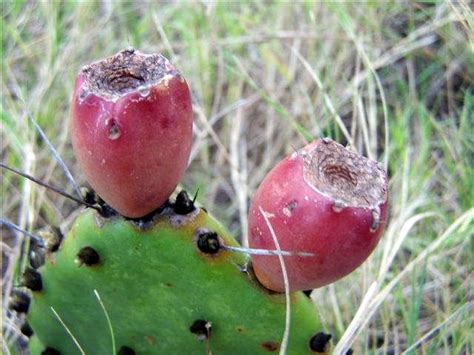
[2,1,473,354]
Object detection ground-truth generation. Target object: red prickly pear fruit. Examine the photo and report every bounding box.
[71,48,193,218]
[248,138,388,292]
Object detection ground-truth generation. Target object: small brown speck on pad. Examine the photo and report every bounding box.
[261,341,280,352]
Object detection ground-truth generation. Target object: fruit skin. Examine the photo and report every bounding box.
[71,49,193,218]
[248,139,388,292]
[27,207,325,354]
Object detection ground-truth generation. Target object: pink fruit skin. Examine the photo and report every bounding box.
[71,73,193,218]
[248,140,388,292]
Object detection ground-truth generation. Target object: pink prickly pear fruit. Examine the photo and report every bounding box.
[248,138,388,292]
[71,48,193,218]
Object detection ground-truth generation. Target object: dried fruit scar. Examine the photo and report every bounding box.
[71,48,193,218]
[248,139,388,292]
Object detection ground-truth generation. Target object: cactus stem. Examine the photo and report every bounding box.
[22,268,43,291]
[76,247,101,266]
[309,332,332,353]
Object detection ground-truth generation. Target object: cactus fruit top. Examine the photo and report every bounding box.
[248,139,388,292]
[71,48,193,218]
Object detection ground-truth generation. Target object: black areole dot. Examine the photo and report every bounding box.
[42,226,63,252]
[309,332,332,352]
[42,347,61,355]
[189,319,211,339]
[29,249,45,269]
[21,322,34,337]
[174,190,195,215]
[117,346,136,355]
[10,291,30,313]
[77,246,101,266]
[22,268,43,291]
[196,231,221,254]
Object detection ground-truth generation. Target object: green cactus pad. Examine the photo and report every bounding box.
[28,208,326,354]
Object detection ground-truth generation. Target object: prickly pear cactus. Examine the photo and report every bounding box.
[25,199,328,354]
